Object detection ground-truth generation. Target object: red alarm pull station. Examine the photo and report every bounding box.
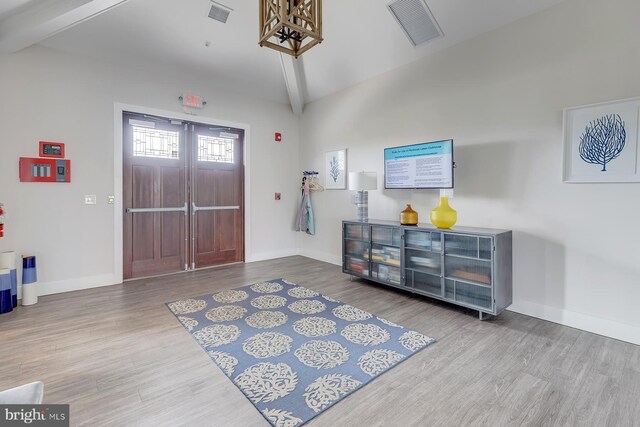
[275,133,282,142]
[19,158,71,183]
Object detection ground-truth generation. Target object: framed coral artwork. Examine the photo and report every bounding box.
[563,97,640,183]
[324,149,347,189]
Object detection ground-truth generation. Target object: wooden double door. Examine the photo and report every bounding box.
[123,112,244,279]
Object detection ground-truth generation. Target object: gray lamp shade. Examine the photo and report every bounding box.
[348,172,377,191]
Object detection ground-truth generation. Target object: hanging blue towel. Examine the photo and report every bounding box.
[295,178,315,235]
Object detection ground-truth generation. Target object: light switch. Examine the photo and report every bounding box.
[107,195,115,204]
[85,195,97,205]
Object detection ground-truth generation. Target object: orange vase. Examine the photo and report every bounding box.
[400,204,418,225]
[430,197,457,229]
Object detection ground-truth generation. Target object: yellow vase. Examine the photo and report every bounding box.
[400,204,418,225]
[430,197,457,229]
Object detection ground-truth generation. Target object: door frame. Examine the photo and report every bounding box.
[113,102,251,284]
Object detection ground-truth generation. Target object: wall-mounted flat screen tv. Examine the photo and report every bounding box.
[384,139,454,189]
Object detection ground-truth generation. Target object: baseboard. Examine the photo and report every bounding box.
[299,249,341,266]
[17,249,305,298]
[508,301,640,346]
[246,248,301,263]
[298,250,639,345]
[18,274,119,298]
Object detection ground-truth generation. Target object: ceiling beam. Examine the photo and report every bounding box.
[279,53,305,116]
[0,0,130,54]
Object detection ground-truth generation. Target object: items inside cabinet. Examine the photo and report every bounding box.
[346,257,369,276]
[371,263,401,285]
[371,245,400,266]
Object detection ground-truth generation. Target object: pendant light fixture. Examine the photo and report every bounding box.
[259,0,323,58]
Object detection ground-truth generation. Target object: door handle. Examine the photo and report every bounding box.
[192,203,240,213]
[126,203,188,214]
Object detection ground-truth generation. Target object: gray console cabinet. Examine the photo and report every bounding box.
[342,220,512,319]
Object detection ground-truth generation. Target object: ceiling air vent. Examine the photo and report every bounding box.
[387,0,443,47]
[208,1,233,24]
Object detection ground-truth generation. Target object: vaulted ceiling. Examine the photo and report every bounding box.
[1,0,567,107]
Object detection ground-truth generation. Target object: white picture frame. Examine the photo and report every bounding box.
[563,97,640,183]
[324,149,347,189]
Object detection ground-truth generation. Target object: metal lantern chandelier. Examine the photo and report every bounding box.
[259,0,323,58]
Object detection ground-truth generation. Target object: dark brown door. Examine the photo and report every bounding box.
[123,113,244,279]
[123,113,187,279]
[191,125,244,268]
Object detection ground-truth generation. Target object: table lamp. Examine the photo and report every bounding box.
[348,172,377,222]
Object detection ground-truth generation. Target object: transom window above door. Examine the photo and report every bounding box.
[197,135,234,163]
[133,126,180,159]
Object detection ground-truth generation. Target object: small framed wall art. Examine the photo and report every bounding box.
[563,97,640,183]
[324,149,347,189]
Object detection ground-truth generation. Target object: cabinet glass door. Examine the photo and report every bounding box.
[343,223,370,277]
[443,232,494,311]
[404,229,442,296]
[370,226,401,286]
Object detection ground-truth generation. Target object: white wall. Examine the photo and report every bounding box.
[0,45,301,295]
[299,0,640,344]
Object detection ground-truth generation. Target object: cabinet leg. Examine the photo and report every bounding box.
[350,275,353,282]
[479,311,485,321]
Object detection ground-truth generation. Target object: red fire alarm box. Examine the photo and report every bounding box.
[39,141,65,158]
[275,132,282,142]
[19,158,71,183]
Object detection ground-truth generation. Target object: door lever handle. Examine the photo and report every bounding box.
[126,202,188,214]
[192,203,240,213]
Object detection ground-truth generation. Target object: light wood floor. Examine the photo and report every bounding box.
[0,256,638,426]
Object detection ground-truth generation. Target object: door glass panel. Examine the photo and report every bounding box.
[405,248,440,274]
[444,234,479,258]
[345,224,368,240]
[345,240,369,259]
[445,256,492,285]
[133,126,180,159]
[405,230,441,252]
[455,281,492,309]
[371,244,400,266]
[371,263,401,285]
[372,226,401,246]
[445,279,454,299]
[345,257,369,276]
[479,237,492,260]
[197,135,234,163]
[413,271,442,296]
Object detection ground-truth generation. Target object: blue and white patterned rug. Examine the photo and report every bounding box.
[166,279,435,427]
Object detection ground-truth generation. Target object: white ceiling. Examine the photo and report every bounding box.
[0,0,38,21]
[7,0,566,105]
